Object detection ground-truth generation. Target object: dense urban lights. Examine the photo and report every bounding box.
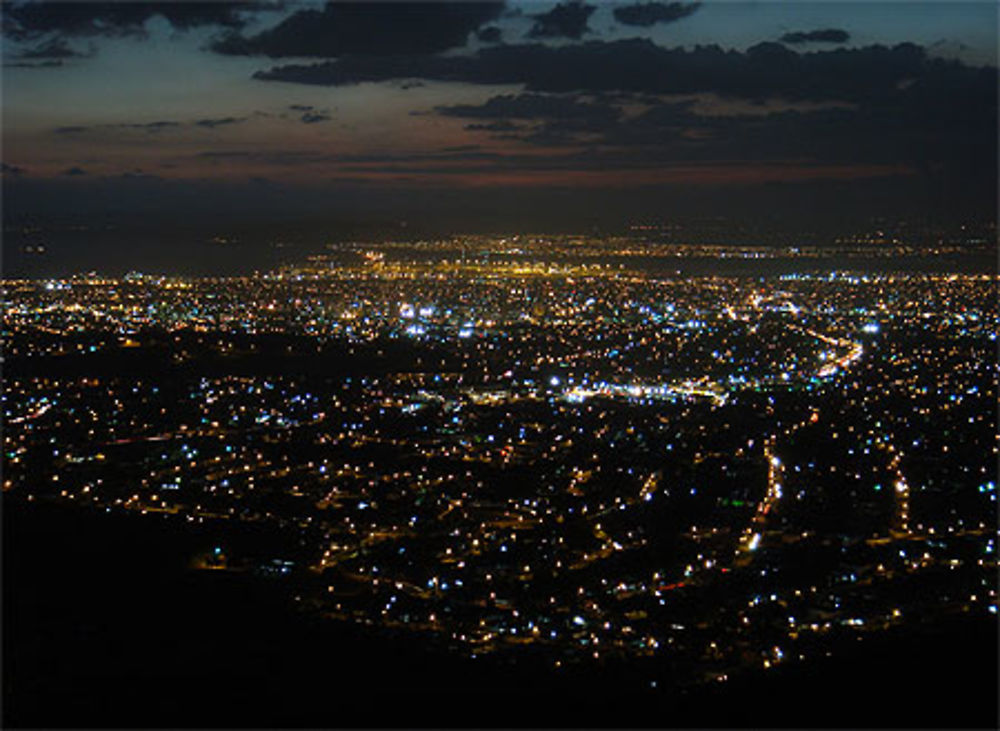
[4,240,996,691]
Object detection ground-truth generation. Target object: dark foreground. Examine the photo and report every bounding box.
[3,498,997,728]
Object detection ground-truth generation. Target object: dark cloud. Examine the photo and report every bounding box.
[253,39,945,105]
[477,26,502,43]
[16,36,89,58]
[192,148,519,168]
[780,29,850,45]
[195,117,248,129]
[465,120,524,132]
[117,120,181,132]
[254,56,448,86]
[339,150,507,164]
[527,1,595,40]
[4,59,64,68]
[2,162,27,176]
[194,149,330,166]
[423,50,995,191]
[300,111,331,124]
[53,118,253,134]
[613,2,700,28]
[441,92,622,144]
[929,39,969,55]
[443,93,676,147]
[2,1,280,40]
[62,166,88,176]
[210,1,504,58]
[285,105,334,123]
[437,93,620,122]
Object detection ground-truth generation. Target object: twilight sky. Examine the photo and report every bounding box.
[2,0,997,266]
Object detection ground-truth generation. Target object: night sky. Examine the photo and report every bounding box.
[2,1,997,271]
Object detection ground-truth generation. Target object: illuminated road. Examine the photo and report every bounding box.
[786,322,865,379]
[735,441,784,565]
[874,437,912,538]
